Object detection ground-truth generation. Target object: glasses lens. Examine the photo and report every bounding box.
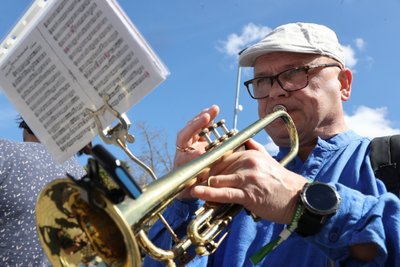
[278,68,308,91]
[250,77,270,99]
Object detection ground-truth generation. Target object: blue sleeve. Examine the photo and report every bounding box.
[308,183,400,266]
[143,199,207,266]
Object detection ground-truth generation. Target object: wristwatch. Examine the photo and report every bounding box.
[295,182,341,237]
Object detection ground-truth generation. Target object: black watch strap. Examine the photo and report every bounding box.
[295,207,325,237]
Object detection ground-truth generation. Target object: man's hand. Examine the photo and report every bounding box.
[174,105,220,200]
[190,138,308,224]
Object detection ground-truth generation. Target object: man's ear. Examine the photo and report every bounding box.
[339,68,352,101]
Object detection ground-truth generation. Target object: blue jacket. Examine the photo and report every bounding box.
[144,131,400,266]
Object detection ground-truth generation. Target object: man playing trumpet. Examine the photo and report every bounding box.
[145,22,400,266]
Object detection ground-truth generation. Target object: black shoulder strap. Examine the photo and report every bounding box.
[370,135,400,195]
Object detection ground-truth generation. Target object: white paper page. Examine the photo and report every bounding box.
[0,29,97,163]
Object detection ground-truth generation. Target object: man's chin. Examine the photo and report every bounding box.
[271,139,291,148]
[266,131,291,147]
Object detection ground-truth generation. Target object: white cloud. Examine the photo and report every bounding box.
[354,38,365,50]
[218,23,271,57]
[345,106,400,138]
[342,44,358,68]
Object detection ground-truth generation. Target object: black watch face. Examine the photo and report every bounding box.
[305,183,338,213]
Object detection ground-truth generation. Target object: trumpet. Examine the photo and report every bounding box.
[36,107,298,266]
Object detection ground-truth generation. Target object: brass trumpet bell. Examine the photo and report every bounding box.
[36,179,141,267]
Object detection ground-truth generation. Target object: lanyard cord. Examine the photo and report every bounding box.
[249,203,303,265]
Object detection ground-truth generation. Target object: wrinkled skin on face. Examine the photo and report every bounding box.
[254,52,352,161]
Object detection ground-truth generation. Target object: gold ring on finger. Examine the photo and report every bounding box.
[176,145,195,152]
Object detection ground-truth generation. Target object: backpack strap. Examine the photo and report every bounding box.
[370,135,400,195]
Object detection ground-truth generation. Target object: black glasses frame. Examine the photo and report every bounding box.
[244,63,342,99]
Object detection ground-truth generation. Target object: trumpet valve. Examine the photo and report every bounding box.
[216,120,236,138]
[199,120,236,151]
[199,128,219,151]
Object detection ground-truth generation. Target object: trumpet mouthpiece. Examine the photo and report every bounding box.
[273,105,287,112]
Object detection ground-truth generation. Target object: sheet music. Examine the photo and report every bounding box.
[0,0,169,162]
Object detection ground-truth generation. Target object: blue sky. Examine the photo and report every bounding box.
[1,0,400,166]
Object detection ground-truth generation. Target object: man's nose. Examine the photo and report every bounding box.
[268,79,289,99]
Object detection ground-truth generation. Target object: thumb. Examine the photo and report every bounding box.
[245,138,267,153]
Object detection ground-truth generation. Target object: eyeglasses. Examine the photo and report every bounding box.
[243,63,342,99]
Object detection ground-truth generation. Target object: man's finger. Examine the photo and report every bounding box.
[191,185,245,204]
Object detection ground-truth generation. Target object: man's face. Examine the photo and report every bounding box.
[253,52,346,147]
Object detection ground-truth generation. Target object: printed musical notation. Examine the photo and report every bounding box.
[0,0,169,162]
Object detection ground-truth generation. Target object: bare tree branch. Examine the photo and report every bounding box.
[125,121,173,186]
